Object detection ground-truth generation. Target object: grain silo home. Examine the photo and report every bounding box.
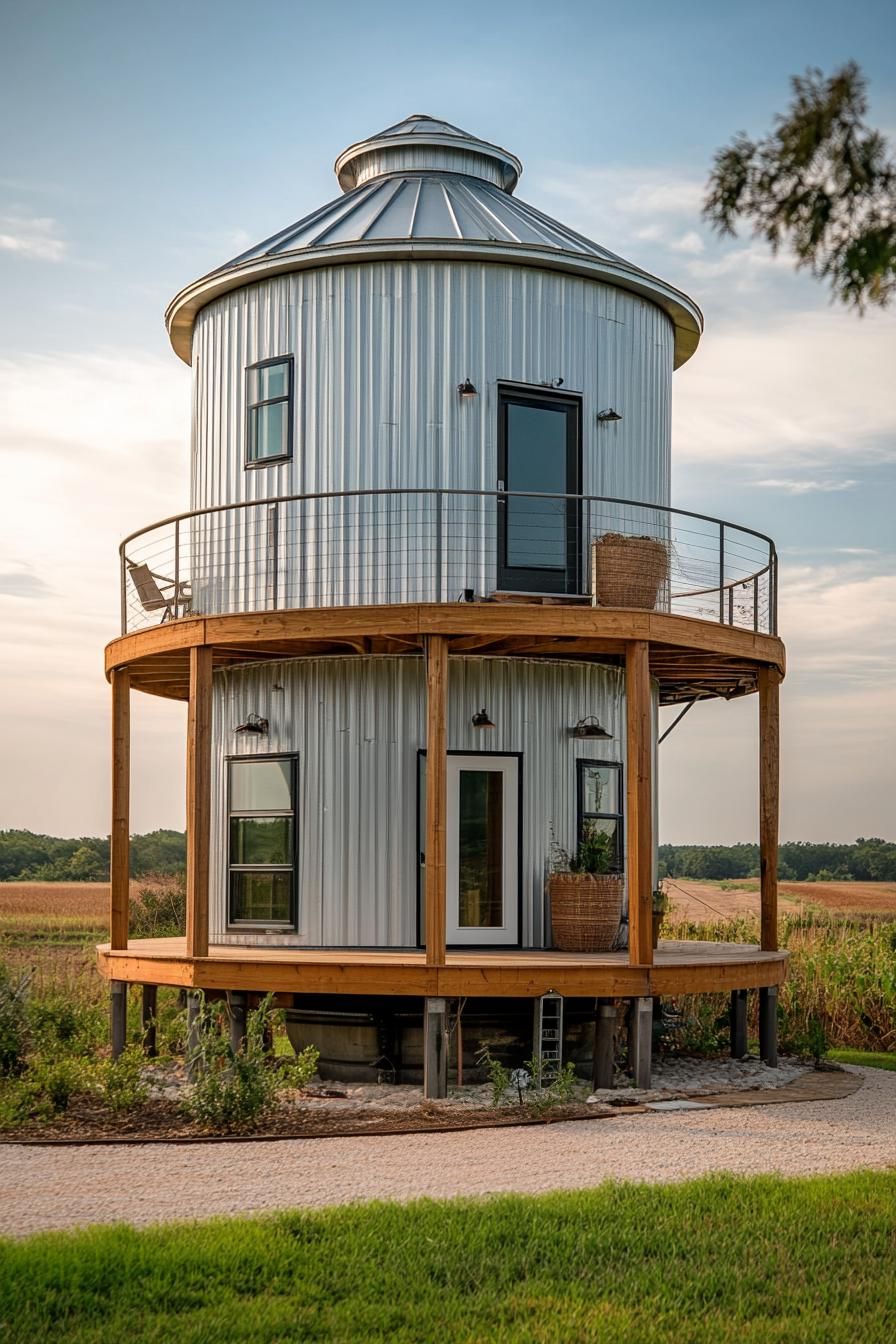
[99,116,786,1094]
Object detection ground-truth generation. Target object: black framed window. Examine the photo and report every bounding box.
[228,756,297,927]
[576,759,623,871]
[497,386,581,595]
[245,356,293,466]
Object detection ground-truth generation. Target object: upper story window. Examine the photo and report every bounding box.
[245,356,294,467]
[576,759,623,871]
[228,756,297,928]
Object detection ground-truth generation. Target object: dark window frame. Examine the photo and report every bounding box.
[245,355,294,469]
[496,383,583,595]
[226,753,299,930]
[576,758,624,872]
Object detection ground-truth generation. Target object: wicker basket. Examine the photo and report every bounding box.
[592,533,669,610]
[548,872,624,952]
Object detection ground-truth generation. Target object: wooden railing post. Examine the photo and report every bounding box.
[626,640,653,966]
[759,666,780,952]
[185,645,213,959]
[424,635,448,968]
[110,668,130,950]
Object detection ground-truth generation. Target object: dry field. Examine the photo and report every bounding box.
[666,879,896,922]
[0,881,110,920]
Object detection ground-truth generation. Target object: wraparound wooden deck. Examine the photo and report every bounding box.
[97,938,788,999]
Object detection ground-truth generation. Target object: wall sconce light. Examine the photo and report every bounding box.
[457,378,478,398]
[235,713,269,736]
[472,708,495,730]
[570,715,612,740]
[597,408,622,423]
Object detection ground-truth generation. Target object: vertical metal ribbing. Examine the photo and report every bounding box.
[434,490,443,603]
[268,502,280,611]
[718,523,726,625]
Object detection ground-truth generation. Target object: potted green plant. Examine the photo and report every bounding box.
[652,885,669,949]
[548,823,624,952]
[591,532,669,610]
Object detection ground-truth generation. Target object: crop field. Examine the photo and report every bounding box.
[666,878,896,922]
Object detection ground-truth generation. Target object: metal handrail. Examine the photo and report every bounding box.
[118,487,778,638]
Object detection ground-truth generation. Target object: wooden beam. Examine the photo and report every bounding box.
[110,668,130,951]
[759,667,780,952]
[185,645,213,959]
[424,634,449,968]
[625,640,653,966]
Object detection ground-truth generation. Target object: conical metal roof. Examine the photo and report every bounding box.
[166,115,702,368]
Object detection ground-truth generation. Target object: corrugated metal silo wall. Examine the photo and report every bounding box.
[189,262,673,610]
[211,655,658,949]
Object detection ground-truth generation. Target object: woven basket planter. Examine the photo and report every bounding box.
[592,533,669,610]
[548,873,624,952]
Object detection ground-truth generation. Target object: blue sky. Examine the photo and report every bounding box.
[1,0,894,842]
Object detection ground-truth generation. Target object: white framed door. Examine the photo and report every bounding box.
[446,754,519,946]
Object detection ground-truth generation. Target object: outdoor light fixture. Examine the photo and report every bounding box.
[472,708,495,730]
[235,713,269,736]
[570,715,612,740]
[457,378,478,398]
[596,408,622,423]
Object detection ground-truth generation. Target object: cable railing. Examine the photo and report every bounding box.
[118,488,778,638]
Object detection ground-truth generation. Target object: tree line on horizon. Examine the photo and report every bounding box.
[658,838,896,883]
[0,830,186,882]
[1,829,895,884]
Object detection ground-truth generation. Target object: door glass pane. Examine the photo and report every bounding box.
[230,816,292,865]
[250,400,289,460]
[457,770,504,929]
[581,765,618,815]
[230,759,292,812]
[505,402,568,568]
[230,871,292,923]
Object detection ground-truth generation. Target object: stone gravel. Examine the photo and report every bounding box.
[2,1065,894,1239]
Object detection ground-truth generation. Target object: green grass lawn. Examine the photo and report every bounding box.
[1,1173,895,1343]
[829,1049,896,1071]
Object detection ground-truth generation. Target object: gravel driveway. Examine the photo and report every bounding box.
[4,1066,895,1239]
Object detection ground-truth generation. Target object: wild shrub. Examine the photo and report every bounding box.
[183,993,279,1133]
[0,964,30,1076]
[130,875,186,938]
[100,1047,149,1113]
[279,1044,320,1092]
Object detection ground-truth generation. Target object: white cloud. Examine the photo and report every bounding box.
[669,230,705,255]
[0,213,67,262]
[754,477,858,495]
[673,307,896,466]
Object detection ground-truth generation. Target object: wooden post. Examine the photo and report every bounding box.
[759,986,778,1066]
[185,645,213,960]
[110,668,130,951]
[423,997,448,1099]
[424,635,448,968]
[110,980,127,1059]
[592,999,616,1090]
[759,667,780,952]
[625,640,653,966]
[629,997,653,1089]
[141,985,158,1058]
[229,991,248,1054]
[186,991,204,1080]
[730,988,748,1059]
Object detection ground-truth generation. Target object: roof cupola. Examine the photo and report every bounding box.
[334,114,522,193]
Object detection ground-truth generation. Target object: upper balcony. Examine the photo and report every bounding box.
[120,488,777,643]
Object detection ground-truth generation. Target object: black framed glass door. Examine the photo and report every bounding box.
[497,389,581,594]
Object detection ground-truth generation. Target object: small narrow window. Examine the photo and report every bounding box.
[245,356,293,466]
[577,759,623,871]
[228,756,297,927]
